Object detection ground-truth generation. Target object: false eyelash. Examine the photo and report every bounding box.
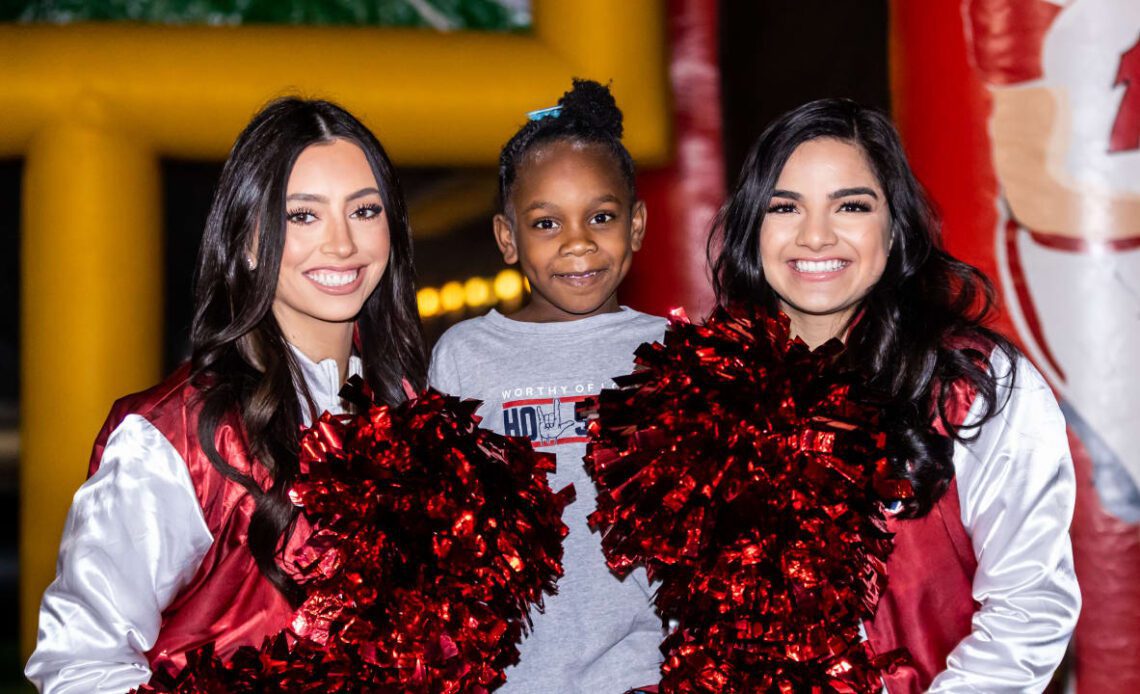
[353,203,384,217]
[287,206,317,219]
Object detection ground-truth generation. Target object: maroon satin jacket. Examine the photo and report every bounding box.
[862,364,985,692]
[88,364,301,677]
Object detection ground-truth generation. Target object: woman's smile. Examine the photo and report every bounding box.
[303,266,365,292]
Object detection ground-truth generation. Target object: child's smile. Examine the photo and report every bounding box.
[553,268,608,286]
[494,140,646,322]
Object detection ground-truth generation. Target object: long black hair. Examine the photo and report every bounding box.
[498,78,636,214]
[190,97,427,602]
[710,98,1016,517]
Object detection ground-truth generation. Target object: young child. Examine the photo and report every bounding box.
[428,80,666,692]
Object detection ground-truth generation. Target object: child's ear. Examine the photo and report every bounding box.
[493,213,519,264]
[630,200,647,252]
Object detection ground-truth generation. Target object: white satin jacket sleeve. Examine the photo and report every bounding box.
[927,353,1081,692]
[25,414,214,694]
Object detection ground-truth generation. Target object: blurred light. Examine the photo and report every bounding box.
[417,287,441,317]
[493,269,524,302]
[418,270,528,318]
[464,277,492,307]
[440,281,466,312]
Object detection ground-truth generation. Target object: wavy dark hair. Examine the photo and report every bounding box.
[498,78,636,214]
[190,97,427,602]
[710,98,1016,517]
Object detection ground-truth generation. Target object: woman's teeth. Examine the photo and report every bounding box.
[306,269,359,287]
[794,259,848,273]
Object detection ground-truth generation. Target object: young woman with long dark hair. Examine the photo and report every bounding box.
[709,98,1080,691]
[26,97,426,693]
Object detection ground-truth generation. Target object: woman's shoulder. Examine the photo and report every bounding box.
[941,328,1003,360]
[89,365,206,476]
[940,327,1026,386]
[110,363,200,420]
[947,332,1061,431]
[929,329,1025,434]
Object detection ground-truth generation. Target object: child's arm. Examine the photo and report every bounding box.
[928,354,1080,691]
[25,415,213,693]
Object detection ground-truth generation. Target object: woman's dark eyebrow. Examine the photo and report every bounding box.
[286,192,326,202]
[286,187,380,203]
[771,189,801,200]
[347,187,381,202]
[830,187,879,200]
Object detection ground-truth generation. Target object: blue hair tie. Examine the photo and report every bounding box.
[527,105,562,121]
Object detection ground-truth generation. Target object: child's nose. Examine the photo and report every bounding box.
[560,222,597,255]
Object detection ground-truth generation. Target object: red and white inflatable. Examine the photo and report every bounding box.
[892,0,1140,689]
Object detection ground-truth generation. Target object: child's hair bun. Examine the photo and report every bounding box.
[558,79,624,140]
[498,77,636,207]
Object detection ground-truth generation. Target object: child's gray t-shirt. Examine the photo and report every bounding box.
[429,307,667,693]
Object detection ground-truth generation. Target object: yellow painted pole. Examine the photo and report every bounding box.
[20,114,163,654]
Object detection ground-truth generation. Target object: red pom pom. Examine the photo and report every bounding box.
[583,306,911,693]
[138,386,572,693]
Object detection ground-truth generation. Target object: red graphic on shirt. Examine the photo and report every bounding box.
[1110,33,1140,152]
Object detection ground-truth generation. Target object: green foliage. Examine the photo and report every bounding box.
[0,0,529,30]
